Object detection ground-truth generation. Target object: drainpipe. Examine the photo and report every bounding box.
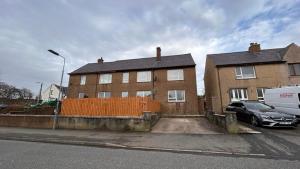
[152,69,155,100]
[217,68,223,113]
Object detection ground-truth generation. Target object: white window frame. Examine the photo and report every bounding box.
[167,69,184,81]
[121,91,128,97]
[78,93,85,99]
[98,92,111,98]
[230,88,248,102]
[168,90,185,102]
[235,66,256,79]
[122,72,129,83]
[256,88,267,101]
[137,71,151,82]
[99,74,112,84]
[136,91,152,97]
[80,75,86,85]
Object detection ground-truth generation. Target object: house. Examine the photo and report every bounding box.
[41,84,68,101]
[204,43,300,113]
[67,47,198,115]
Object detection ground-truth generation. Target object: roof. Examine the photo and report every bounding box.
[53,84,68,94]
[207,46,290,67]
[70,54,195,75]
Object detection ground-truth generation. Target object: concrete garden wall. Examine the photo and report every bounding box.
[0,113,159,132]
[206,111,238,134]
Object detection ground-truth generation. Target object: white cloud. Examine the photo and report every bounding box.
[0,0,299,96]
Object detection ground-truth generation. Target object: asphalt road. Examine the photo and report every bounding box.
[239,123,300,160]
[0,139,299,169]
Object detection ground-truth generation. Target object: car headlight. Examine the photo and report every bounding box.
[261,115,271,120]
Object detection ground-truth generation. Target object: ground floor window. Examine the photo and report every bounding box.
[230,88,248,102]
[78,93,85,99]
[168,90,185,102]
[136,91,152,97]
[256,88,267,101]
[121,91,128,97]
[98,92,111,98]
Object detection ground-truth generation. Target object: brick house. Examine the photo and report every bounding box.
[67,47,198,115]
[204,43,300,113]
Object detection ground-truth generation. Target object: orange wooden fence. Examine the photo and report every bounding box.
[60,97,160,117]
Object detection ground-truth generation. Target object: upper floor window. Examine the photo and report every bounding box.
[289,64,300,76]
[137,71,151,82]
[257,88,267,101]
[168,90,185,102]
[235,66,256,79]
[230,88,248,102]
[136,91,152,97]
[167,69,184,81]
[80,75,86,85]
[122,72,129,83]
[99,74,112,84]
[98,92,111,98]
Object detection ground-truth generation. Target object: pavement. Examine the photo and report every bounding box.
[1,139,299,169]
[0,123,300,161]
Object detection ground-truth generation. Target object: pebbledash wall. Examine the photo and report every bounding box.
[67,67,199,115]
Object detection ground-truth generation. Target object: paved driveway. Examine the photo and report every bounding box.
[151,117,225,134]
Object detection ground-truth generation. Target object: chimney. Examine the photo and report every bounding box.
[248,42,261,54]
[156,47,161,61]
[97,57,104,63]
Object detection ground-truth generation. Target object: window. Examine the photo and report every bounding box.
[121,91,128,97]
[78,93,85,99]
[98,92,111,98]
[136,91,152,97]
[99,74,112,84]
[257,88,267,101]
[230,88,248,102]
[80,75,86,85]
[289,64,300,76]
[137,71,151,82]
[235,66,256,79]
[168,90,185,102]
[167,69,184,81]
[122,72,129,83]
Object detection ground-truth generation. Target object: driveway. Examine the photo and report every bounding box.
[151,117,225,134]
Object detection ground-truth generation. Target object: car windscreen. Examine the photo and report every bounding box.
[244,102,272,110]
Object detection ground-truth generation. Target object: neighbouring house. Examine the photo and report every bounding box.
[204,43,300,113]
[41,84,68,101]
[67,47,198,115]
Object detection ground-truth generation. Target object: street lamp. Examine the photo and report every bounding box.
[48,49,65,130]
[36,82,43,104]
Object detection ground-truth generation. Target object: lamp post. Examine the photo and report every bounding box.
[36,82,43,104]
[48,49,65,130]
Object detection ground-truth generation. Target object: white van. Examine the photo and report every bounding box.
[264,86,300,120]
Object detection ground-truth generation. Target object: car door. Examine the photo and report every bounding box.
[230,103,243,121]
[239,103,251,122]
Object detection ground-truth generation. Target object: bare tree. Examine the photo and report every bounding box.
[0,82,33,99]
[20,88,33,99]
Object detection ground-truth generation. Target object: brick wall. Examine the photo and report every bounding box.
[67,67,198,114]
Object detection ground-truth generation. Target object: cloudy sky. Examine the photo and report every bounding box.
[0,0,300,95]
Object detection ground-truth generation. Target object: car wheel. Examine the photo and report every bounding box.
[251,116,259,127]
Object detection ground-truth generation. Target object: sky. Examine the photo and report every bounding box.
[0,0,300,96]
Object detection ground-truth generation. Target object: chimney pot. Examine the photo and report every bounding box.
[156,47,161,61]
[248,42,261,54]
[97,57,104,63]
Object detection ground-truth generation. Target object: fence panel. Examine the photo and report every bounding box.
[60,97,160,117]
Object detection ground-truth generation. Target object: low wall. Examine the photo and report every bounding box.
[0,113,159,132]
[206,111,238,134]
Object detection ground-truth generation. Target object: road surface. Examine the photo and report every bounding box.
[0,139,299,169]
